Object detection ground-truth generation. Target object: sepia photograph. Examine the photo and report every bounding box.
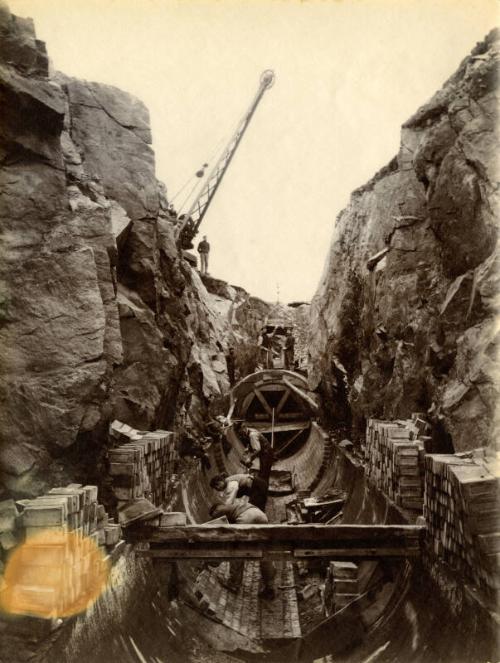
[0,1,498,662]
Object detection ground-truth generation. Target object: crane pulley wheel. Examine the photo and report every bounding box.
[261,69,275,89]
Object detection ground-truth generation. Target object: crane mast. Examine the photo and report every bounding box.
[178,69,275,249]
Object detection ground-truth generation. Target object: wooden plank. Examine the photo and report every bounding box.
[276,389,291,415]
[282,377,319,412]
[275,428,307,457]
[303,498,345,509]
[254,389,274,416]
[138,524,425,560]
[139,546,420,560]
[294,547,420,558]
[148,523,424,542]
[139,549,263,559]
[250,421,310,433]
[257,384,287,393]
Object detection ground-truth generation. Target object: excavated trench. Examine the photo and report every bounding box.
[41,371,496,663]
[1,7,497,662]
[169,419,493,663]
[0,2,498,663]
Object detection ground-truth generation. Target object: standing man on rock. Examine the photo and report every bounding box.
[197,235,210,274]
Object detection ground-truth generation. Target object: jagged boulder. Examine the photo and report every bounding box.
[0,5,110,494]
[0,1,48,76]
[0,4,274,496]
[61,76,159,221]
[309,30,499,452]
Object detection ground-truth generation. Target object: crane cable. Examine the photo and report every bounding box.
[169,173,196,205]
[172,134,228,211]
[178,177,204,214]
[175,84,259,215]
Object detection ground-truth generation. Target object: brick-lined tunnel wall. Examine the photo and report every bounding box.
[362,417,498,599]
[2,414,497,662]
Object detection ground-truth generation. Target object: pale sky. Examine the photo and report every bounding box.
[9,0,497,303]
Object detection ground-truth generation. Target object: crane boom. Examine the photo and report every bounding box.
[178,70,275,248]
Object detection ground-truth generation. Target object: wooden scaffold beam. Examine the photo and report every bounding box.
[135,524,426,561]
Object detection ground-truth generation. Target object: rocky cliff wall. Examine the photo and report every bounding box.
[309,30,499,452]
[0,2,268,498]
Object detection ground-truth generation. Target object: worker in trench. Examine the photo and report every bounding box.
[204,414,232,456]
[259,327,276,368]
[209,498,276,600]
[284,328,295,370]
[210,471,269,513]
[207,422,277,599]
[177,423,211,470]
[235,422,275,486]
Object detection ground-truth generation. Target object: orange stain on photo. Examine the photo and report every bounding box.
[1,529,111,619]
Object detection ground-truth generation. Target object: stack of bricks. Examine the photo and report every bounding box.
[0,499,21,577]
[108,420,177,506]
[322,561,359,616]
[365,414,430,510]
[424,453,499,593]
[1,483,125,618]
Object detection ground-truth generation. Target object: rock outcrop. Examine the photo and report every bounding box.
[0,2,270,497]
[309,30,499,452]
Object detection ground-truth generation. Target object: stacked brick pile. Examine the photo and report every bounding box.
[365,415,430,510]
[424,453,499,592]
[0,499,21,576]
[108,420,177,506]
[323,561,359,616]
[0,484,124,618]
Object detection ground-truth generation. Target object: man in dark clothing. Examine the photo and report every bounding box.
[178,429,211,470]
[206,416,232,456]
[226,347,236,386]
[260,330,274,368]
[197,235,210,274]
[237,423,275,486]
[284,329,295,370]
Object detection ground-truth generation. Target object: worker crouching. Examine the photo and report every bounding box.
[209,498,276,600]
[210,472,269,512]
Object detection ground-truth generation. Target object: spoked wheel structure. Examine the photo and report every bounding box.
[230,369,314,458]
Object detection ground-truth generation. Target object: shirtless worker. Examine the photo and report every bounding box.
[209,498,275,599]
[210,471,269,512]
